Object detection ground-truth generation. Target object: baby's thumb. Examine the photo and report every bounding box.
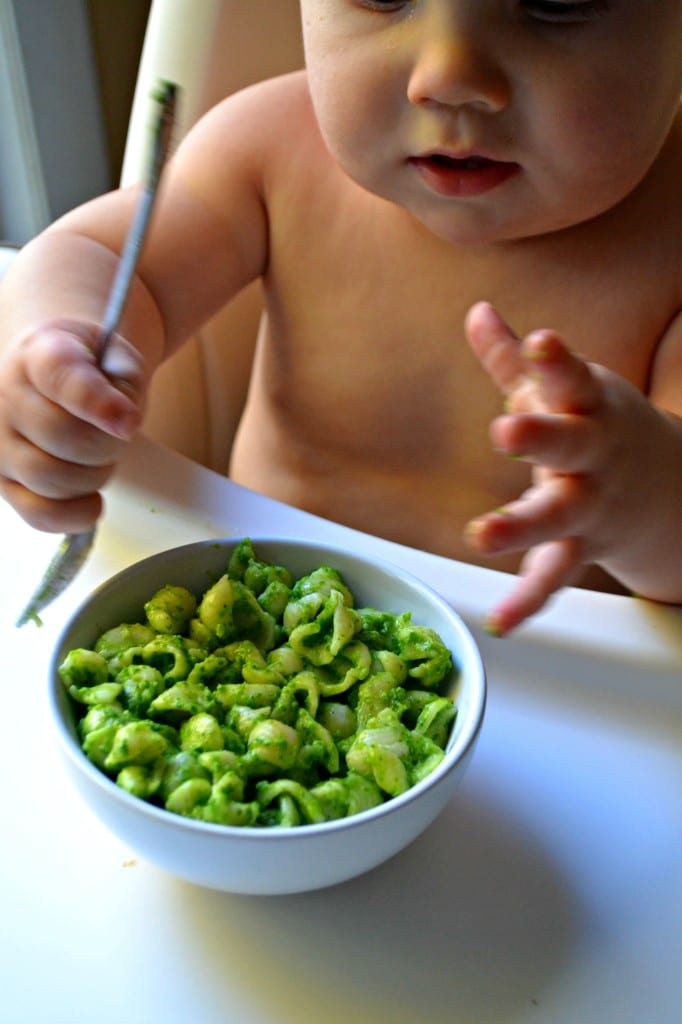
[41,324,145,440]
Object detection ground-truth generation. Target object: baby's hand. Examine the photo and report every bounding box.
[0,320,146,533]
[464,301,661,636]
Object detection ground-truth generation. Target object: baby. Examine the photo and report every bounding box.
[0,0,681,635]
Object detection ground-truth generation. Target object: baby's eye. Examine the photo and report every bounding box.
[520,0,611,22]
[356,0,410,11]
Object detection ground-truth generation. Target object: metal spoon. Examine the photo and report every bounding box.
[16,81,177,627]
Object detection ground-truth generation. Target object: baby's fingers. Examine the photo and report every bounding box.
[491,411,603,473]
[26,327,143,440]
[466,474,594,556]
[0,476,104,534]
[518,330,601,415]
[485,538,584,637]
[465,302,525,397]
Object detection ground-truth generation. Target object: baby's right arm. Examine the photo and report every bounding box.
[0,76,282,533]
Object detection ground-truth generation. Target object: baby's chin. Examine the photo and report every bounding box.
[399,201,612,249]
[399,205,544,249]
[337,158,619,248]
[358,179,556,248]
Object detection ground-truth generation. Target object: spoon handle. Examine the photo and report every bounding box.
[15,81,178,628]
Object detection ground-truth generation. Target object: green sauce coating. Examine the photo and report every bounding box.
[59,538,458,828]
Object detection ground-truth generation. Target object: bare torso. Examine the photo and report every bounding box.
[227,75,681,584]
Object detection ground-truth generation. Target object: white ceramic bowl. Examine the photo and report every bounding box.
[50,537,486,895]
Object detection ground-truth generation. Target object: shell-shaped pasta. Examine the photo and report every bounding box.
[226,537,257,579]
[310,772,384,820]
[142,635,195,683]
[195,768,260,826]
[197,749,242,781]
[256,779,326,825]
[309,778,348,820]
[394,614,453,688]
[289,565,354,606]
[414,696,458,748]
[198,795,260,827]
[315,641,372,697]
[356,608,397,650]
[62,540,457,830]
[346,709,411,796]
[117,663,165,716]
[271,671,320,725]
[165,777,213,815]
[59,648,109,690]
[104,721,169,770]
[257,579,291,618]
[199,576,277,651]
[219,639,266,672]
[116,758,166,799]
[288,589,361,666]
[197,575,237,639]
[372,649,408,683]
[295,707,339,774]
[227,704,272,740]
[59,646,121,705]
[145,584,197,635]
[68,681,122,706]
[149,679,215,719]
[316,700,356,740]
[186,653,230,689]
[282,591,324,633]
[94,623,156,663]
[245,719,301,773]
[82,720,121,768]
[355,671,402,730]
[159,750,211,802]
[180,712,225,753]
[214,681,281,712]
[343,771,385,816]
[266,644,304,678]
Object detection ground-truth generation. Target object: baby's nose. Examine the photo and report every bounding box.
[406,12,510,113]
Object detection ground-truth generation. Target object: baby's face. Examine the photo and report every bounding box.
[300,0,682,244]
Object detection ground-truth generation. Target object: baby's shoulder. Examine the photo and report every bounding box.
[175,70,329,194]
[193,71,318,149]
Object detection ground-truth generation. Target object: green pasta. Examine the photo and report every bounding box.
[59,539,458,828]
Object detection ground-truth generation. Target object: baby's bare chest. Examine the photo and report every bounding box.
[262,233,669,471]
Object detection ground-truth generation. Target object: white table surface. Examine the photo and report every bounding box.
[1,435,680,1024]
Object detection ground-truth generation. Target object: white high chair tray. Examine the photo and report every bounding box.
[1,435,680,1024]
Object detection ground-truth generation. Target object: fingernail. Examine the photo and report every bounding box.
[464,518,486,552]
[109,413,138,441]
[493,445,524,460]
[524,350,549,364]
[524,331,555,361]
[483,615,504,638]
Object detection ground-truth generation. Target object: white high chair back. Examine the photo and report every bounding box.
[123,0,303,471]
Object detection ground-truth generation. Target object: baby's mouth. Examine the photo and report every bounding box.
[410,153,519,197]
[426,154,497,170]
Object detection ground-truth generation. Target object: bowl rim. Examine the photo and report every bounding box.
[49,535,487,840]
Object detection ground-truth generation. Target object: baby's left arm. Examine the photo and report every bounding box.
[464,302,682,636]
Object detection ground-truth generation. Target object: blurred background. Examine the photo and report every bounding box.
[0,0,151,244]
